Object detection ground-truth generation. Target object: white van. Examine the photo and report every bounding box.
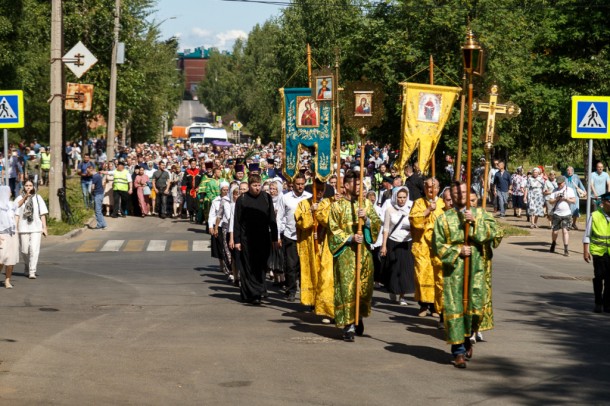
[202,128,229,144]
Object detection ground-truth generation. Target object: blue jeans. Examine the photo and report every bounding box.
[497,191,509,215]
[81,181,93,208]
[93,193,106,228]
[451,339,472,356]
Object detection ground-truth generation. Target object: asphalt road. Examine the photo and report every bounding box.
[0,215,608,405]
[174,100,210,127]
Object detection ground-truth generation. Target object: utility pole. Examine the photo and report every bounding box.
[49,0,63,221]
[106,0,120,161]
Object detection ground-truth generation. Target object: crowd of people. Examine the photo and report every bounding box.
[4,134,610,368]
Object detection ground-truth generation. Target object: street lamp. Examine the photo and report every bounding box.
[460,28,484,314]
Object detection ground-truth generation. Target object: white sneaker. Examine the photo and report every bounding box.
[469,333,477,345]
[29,274,36,279]
[476,332,484,342]
[399,298,409,306]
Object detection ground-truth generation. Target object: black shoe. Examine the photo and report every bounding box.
[594,305,603,313]
[111,215,118,218]
[342,331,355,342]
[355,320,364,336]
[287,294,296,302]
[550,241,556,253]
[251,298,261,305]
[604,307,610,313]
[160,215,166,219]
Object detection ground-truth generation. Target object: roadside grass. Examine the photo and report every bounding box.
[497,220,531,237]
[38,177,92,235]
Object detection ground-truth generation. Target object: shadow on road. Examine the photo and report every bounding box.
[476,290,610,404]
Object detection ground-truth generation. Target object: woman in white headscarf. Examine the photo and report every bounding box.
[228,183,241,285]
[0,185,25,288]
[267,178,285,287]
[380,186,415,305]
[209,182,231,277]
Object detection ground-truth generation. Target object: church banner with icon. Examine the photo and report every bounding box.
[396,82,461,174]
[280,87,333,181]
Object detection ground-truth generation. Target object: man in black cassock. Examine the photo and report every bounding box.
[233,173,279,305]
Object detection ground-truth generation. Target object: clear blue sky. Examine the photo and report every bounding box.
[152,0,285,52]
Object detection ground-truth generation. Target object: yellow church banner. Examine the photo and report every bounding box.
[397,82,461,174]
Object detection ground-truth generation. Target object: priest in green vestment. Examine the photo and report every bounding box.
[433,181,500,368]
[328,170,381,342]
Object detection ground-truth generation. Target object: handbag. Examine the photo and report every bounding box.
[143,185,151,196]
[577,188,587,199]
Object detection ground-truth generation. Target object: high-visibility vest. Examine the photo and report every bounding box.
[41,153,51,170]
[113,169,130,192]
[589,209,610,256]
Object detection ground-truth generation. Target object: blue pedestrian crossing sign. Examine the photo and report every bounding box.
[0,90,24,129]
[572,96,610,138]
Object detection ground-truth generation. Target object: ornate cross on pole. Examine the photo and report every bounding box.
[476,84,521,208]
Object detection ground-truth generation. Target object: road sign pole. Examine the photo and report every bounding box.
[49,0,63,221]
[3,129,7,186]
[586,138,593,222]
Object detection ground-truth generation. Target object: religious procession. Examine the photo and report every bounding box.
[184,36,511,370]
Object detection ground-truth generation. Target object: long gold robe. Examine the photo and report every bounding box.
[328,198,381,328]
[295,197,334,318]
[409,197,445,311]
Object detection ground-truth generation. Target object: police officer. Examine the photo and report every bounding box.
[112,160,133,217]
[583,191,610,313]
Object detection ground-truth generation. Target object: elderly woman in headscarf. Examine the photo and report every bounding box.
[510,166,527,218]
[524,167,546,228]
[209,181,232,278]
[380,185,414,305]
[0,186,26,288]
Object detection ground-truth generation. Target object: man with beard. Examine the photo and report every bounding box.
[328,170,381,341]
[233,174,279,305]
[181,158,202,222]
[295,179,335,319]
[410,178,445,318]
[277,174,312,302]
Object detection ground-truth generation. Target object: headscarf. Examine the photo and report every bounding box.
[391,186,412,214]
[0,186,16,234]
[271,178,284,205]
[229,184,239,203]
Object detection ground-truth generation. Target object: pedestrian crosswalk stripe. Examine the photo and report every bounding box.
[76,240,103,253]
[170,240,189,251]
[192,241,211,251]
[147,240,167,252]
[100,240,124,252]
[123,240,146,252]
[75,239,212,252]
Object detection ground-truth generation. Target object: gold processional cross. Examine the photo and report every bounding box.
[476,84,521,208]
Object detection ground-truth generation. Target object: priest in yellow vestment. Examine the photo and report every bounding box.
[409,178,445,317]
[295,179,335,318]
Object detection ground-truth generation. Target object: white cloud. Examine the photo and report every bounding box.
[192,28,212,38]
[214,30,247,48]
[179,28,248,52]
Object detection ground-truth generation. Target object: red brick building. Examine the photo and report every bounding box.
[177,47,211,96]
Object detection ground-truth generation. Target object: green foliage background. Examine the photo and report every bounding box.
[197,0,610,169]
[0,0,183,146]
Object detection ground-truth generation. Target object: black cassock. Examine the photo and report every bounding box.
[233,191,278,302]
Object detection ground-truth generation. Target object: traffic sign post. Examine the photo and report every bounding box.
[0,90,24,186]
[571,95,610,226]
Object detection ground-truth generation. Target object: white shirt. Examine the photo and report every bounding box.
[16,195,48,233]
[277,190,312,240]
[550,186,575,217]
[384,203,413,243]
